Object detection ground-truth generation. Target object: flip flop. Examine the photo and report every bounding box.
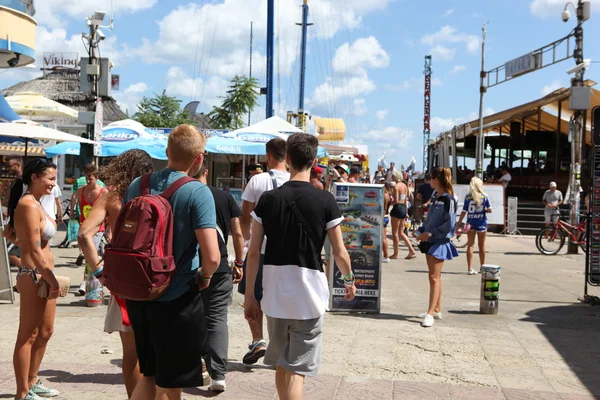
[405,255,417,260]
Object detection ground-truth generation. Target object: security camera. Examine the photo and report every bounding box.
[561,8,570,22]
[566,59,591,75]
[96,29,106,40]
[7,54,20,68]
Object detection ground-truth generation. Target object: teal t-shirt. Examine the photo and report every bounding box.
[124,169,216,302]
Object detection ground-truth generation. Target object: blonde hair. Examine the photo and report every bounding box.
[392,170,403,182]
[167,124,207,165]
[469,177,487,206]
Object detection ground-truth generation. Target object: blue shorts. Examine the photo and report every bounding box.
[468,222,488,232]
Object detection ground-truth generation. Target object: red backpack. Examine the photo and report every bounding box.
[103,174,195,301]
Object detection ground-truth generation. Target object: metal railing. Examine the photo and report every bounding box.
[0,0,35,16]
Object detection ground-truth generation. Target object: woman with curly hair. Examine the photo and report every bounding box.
[78,150,153,397]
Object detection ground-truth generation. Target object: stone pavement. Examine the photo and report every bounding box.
[1,231,600,399]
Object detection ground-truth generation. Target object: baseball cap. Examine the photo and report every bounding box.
[335,164,350,174]
[550,181,557,187]
[350,166,362,175]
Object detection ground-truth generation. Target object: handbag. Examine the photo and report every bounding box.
[418,241,433,254]
[37,275,71,298]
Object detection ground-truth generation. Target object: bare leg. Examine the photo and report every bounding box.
[477,231,487,268]
[248,311,264,342]
[28,294,56,388]
[9,255,21,266]
[399,218,416,258]
[382,226,389,259]
[119,331,141,398]
[466,231,476,271]
[426,255,444,315]
[155,387,182,400]
[275,365,305,400]
[14,277,43,398]
[390,218,401,258]
[130,376,156,400]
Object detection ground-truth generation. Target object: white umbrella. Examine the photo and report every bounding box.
[5,92,79,119]
[0,120,95,159]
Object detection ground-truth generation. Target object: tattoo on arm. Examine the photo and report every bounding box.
[35,241,41,247]
[34,228,39,234]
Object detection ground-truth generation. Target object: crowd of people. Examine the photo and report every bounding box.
[2,125,504,400]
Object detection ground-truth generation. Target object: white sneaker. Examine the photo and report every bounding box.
[421,314,435,327]
[418,312,442,320]
[209,379,226,392]
[468,269,479,275]
[382,258,390,263]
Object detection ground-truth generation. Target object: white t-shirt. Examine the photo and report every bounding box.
[39,186,62,219]
[242,169,290,253]
[499,173,512,188]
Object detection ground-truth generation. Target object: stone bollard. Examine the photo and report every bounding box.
[480,265,500,314]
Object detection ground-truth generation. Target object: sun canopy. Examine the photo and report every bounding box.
[0,120,95,144]
[0,92,21,122]
[6,92,79,119]
[227,116,303,137]
[44,119,167,159]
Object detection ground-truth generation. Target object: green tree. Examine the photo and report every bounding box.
[209,75,259,129]
[133,90,193,127]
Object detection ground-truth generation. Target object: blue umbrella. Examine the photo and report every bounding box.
[206,134,328,157]
[44,119,168,159]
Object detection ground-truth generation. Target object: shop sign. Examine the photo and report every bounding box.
[216,145,242,153]
[238,133,279,143]
[505,53,540,79]
[43,52,79,69]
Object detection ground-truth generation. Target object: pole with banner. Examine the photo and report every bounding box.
[506,197,521,235]
[93,98,103,161]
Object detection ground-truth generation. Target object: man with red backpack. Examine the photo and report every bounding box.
[107,125,220,400]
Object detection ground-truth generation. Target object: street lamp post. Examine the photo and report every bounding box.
[475,24,487,180]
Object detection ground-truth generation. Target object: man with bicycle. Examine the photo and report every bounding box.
[543,182,563,227]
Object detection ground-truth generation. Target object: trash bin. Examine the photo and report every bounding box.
[480,264,500,314]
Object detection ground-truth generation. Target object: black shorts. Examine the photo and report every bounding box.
[390,204,407,219]
[127,286,206,389]
[237,254,264,302]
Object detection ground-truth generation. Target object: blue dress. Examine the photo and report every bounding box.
[417,193,458,261]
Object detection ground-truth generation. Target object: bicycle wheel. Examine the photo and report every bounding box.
[536,227,565,255]
[578,231,587,254]
[451,234,469,249]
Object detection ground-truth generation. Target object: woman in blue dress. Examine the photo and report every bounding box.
[457,177,492,275]
[415,167,458,327]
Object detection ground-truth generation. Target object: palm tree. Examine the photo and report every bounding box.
[209,75,259,129]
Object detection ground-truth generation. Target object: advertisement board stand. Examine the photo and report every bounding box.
[329,183,384,313]
[0,213,15,303]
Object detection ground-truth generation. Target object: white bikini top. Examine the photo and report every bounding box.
[25,193,57,241]
[398,194,407,201]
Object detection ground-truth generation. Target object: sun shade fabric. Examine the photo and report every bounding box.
[5,92,79,119]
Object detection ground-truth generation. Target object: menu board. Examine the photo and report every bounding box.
[329,183,384,313]
[589,149,600,284]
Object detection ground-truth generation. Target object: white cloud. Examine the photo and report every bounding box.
[421,25,480,54]
[164,67,229,111]
[449,65,467,75]
[429,45,456,62]
[386,76,442,92]
[332,36,390,76]
[362,127,414,151]
[542,80,562,95]
[376,109,389,120]
[35,0,157,29]
[530,0,598,18]
[113,82,149,115]
[130,0,391,78]
[353,98,367,117]
[310,71,376,108]
[431,116,465,133]
[444,9,455,17]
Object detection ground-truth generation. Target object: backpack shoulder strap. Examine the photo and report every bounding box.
[268,170,279,189]
[277,186,319,246]
[140,174,152,196]
[161,176,196,201]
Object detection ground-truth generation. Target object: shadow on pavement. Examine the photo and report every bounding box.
[447,310,480,315]
[522,304,600,396]
[227,361,273,372]
[346,312,420,323]
[38,369,122,384]
[405,269,466,275]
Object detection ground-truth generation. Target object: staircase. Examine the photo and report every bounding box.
[513,200,569,235]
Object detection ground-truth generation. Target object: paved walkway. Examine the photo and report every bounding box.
[1,232,599,399]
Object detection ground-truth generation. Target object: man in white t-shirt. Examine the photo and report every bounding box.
[238,138,290,365]
[40,185,63,224]
[498,167,512,189]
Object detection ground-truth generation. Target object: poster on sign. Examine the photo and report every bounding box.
[111,75,120,91]
[329,182,384,313]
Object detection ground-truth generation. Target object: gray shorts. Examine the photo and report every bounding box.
[544,208,560,224]
[93,232,105,257]
[264,315,324,377]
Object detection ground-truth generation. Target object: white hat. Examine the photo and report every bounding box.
[550,181,557,187]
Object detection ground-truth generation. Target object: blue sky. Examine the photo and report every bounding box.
[0,0,598,171]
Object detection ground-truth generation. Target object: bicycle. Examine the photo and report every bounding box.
[535,212,587,255]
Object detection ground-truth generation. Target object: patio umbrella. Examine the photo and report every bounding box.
[44,119,168,160]
[5,92,79,119]
[0,120,95,160]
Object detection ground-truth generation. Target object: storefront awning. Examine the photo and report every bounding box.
[0,144,45,156]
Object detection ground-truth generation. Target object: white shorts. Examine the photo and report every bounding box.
[544,208,560,224]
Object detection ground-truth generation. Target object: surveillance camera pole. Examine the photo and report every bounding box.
[85,16,101,166]
[475,24,487,180]
[567,0,586,254]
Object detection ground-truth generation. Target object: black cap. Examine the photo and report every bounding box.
[350,167,361,175]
